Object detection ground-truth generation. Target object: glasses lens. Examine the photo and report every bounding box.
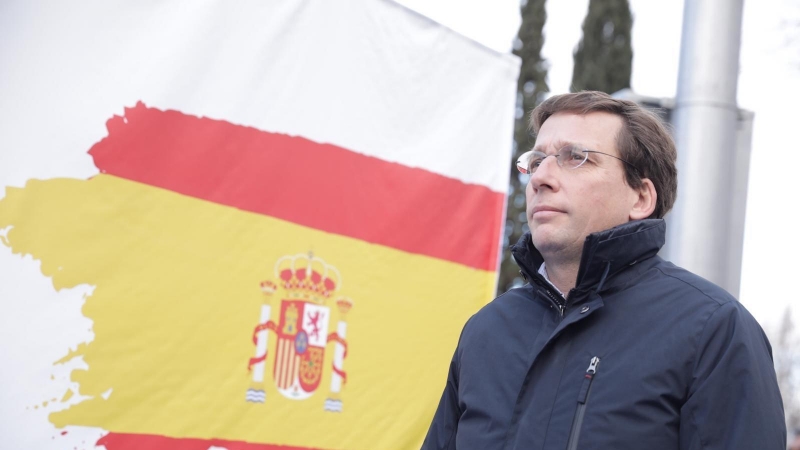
[516,151,540,174]
[517,150,538,175]
[560,146,587,169]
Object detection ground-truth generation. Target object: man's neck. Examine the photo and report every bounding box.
[541,260,579,296]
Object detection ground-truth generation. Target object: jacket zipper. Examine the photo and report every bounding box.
[530,274,566,317]
[521,268,567,317]
[565,356,600,450]
[544,288,565,317]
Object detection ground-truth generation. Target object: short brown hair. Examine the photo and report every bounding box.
[529,91,678,219]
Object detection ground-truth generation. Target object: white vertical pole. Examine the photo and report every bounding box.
[252,304,272,383]
[668,0,746,295]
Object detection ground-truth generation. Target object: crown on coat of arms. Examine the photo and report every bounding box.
[272,252,341,304]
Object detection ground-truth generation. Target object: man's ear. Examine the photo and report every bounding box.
[629,178,657,220]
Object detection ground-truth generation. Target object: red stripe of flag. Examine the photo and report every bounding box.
[98,432,319,450]
[89,103,505,271]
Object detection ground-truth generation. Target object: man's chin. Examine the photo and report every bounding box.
[530,231,564,254]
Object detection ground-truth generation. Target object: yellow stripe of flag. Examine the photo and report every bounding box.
[0,174,494,449]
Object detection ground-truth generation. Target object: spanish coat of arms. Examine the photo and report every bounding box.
[246,253,352,412]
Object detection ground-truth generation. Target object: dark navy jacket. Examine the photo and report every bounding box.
[422,219,785,450]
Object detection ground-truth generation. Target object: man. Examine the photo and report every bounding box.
[422,91,785,449]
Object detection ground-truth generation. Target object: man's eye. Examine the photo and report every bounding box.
[569,151,584,161]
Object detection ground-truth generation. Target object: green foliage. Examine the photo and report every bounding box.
[571,0,633,93]
[497,0,549,295]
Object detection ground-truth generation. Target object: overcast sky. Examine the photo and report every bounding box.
[395,0,800,332]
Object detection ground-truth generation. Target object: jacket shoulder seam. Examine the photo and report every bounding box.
[652,267,728,306]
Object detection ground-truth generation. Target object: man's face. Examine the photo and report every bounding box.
[526,111,640,262]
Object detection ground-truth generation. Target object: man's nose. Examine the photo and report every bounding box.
[529,155,560,191]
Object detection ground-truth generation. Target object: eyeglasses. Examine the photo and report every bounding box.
[516,145,638,175]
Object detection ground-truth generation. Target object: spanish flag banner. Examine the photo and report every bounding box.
[0,1,519,449]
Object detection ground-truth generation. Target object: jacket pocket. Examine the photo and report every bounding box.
[565,356,600,450]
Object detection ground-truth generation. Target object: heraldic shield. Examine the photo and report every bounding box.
[274,300,329,398]
[246,253,352,412]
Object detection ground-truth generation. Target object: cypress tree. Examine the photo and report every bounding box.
[497,0,549,295]
[571,0,633,94]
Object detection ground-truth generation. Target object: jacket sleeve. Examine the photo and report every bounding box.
[679,301,786,449]
[421,345,462,450]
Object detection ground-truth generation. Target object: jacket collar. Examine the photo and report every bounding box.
[511,219,666,294]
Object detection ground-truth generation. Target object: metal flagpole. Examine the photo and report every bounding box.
[668,0,748,297]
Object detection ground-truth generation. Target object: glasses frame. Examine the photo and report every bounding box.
[516,146,639,175]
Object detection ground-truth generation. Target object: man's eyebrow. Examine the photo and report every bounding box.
[532,139,577,152]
